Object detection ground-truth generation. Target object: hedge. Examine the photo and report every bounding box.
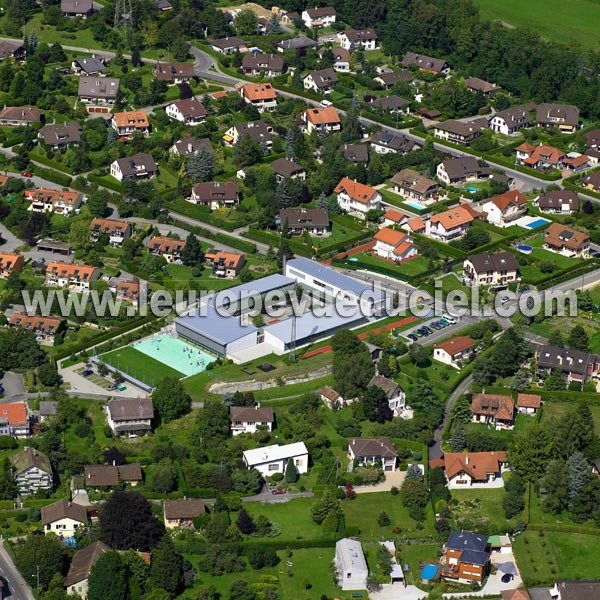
[30,164,72,187]
[3,135,23,148]
[53,316,155,362]
[534,259,599,289]
[527,523,600,536]
[166,199,251,232]
[29,152,75,175]
[175,539,337,555]
[169,218,257,254]
[87,174,124,192]
[244,228,312,257]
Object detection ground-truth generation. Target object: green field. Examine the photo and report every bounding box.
[101,346,184,385]
[473,0,600,50]
[513,530,600,586]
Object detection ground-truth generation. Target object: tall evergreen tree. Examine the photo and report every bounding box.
[181,233,203,266]
[450,424,466,452]
[150,536,184,595]
[541,459,569,514]
[88,552,129,600]
[186,147,213,181]
[284,457,298,483]
[236,508,256,535]
[567,452,590,501]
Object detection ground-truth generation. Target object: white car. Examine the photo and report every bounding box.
[442,313,457,324]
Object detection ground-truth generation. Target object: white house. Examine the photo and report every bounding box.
[433,336,476,368]
[337,29,377,51]
[373,227,417,262]
[11,447,53,496]
[165,98,207,125]
[481,190,527,228]
[489,106,532,135]
[334,177,381,219]
[242,442,309,476]
[41,499,89,537]
[443,451,508,489]
[45,262,99,291]
[230,405,274,436]
[241,83,278,113]
[516,393,542,415]
[348,437,398,471]
[335,538,368,591]
[301,6,336,28]
[368,374,406,416]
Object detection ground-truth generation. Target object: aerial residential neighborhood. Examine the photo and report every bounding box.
[0,0,598,598]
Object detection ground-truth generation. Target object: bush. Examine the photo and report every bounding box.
[270,472,283,483]
[15,513,27,522]
[247,546,280,570]
[0,436,18,450]
[390,486,399,496]
[377,512,390,527]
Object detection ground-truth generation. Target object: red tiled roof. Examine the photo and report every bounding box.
[517,393,541,409]
[471,393,514,422]
[435,336,475,355]
[443,451,507,480]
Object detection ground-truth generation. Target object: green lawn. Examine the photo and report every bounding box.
[342,492,437,539]
[463,413,530,445]
[540,401,600,435]
[353,251,431,278]
[519,233,579,282]
[450,484,520,534]
[473,0,600,50]
[513,530,600,587]
[181,548,359,600]
[101,345,184,385]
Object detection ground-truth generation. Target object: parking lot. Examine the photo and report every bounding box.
[402,314,459,342]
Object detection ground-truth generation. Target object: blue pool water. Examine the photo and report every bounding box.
[517,244,533,253]
[349,257,359,262]
[133,334,215,377]
[420,564,438,581]
[404,200,426,211]
[526,218,550,229]
[465,186,478,193]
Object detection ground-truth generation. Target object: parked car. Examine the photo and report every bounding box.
[82,369,94,376]
[21,171,33,178]
[0,384,4,394]
[501,573,514,583]
[408,334,418,341]
[442,313,457,324]
[271,488,287,495]
[422,326,432,334]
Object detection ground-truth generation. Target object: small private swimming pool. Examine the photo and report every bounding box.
[465,186,479,193]
[420,563,439,583]
[403,200,427,211]
[525,218,551,229]
[517,244,533,254]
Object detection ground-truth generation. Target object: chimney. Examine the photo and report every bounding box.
[113,460,116,466]
[465,456,469,465]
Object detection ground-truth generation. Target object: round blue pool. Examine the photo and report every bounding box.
[517,244,533,254]
[349,257,359,262]
[465,186,478,193]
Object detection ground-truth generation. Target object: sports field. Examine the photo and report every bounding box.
[474,0,600,50]
[101,346,184,386]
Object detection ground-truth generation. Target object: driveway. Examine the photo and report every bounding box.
[0,372,24,398]
[354,470,406,494]
[370,583,428,600]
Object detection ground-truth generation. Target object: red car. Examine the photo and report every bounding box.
[21,171,33,178]
[271,488,287,495]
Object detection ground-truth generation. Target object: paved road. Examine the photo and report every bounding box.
[0,541,35,600]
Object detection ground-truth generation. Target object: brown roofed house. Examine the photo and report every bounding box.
[303,68,339,93]
[432,118,488,146]
[462,252,520,287]
[517,393,541,415]
[471,393,514,429]
[84,463,143,488]
[242,53,284,77]
[10,447,53,495]
[106,397,154,436]
[401,52,449,75]
[61,0,93,17]
[204,249,245,278]
[148,236,185,263]
[368,375,405,416]
[544,222,590,258]
[537,190,579,214]
[115,280,141,305]
[89,218,132,246]
[536,103,580,133]
[78,77,120,113]
[334,177,381,218]
[171,135,213,157]
[165,97,207,125]
[464,77,500,96]
[230,405,274,436]
[190,181,240,210]
[390,168,439,200]
[301,107,341,135]
[41,499,89,537]
[241,83,277,112]
[164,498,205,529]
[342,143,369,163]
[45,261,99,291]
[111,110,150,138]
[348,437,398,471]
[442,451,507,488]
[0,106,42,127]
[436,156,489,185]
[0,252,24,278]
[154,62,195,84]
[210,37,248,55]
[38,122,81,150]
[270,157,306,181]
[433,336,476,368]
[482,189,527,227]
[426,206,474,242]
[9,313,64,345]
[320,386,344,409]
[64,541,110,599]
[110,153,158,182]
[279,208,330,236]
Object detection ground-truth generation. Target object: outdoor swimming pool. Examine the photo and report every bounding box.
[517,244,533,254]
[465,186,479,193]
[133,334,215,377]
[525,218,551,229]
[420,563,438,583]
[403,200,426,211]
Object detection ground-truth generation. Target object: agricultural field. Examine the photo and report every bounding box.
[473,0,600,50]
